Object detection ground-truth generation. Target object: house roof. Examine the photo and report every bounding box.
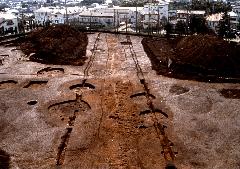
[228,11,238,17]
[79,11,114,17]
[0,13,17,20]
[177,10,205,15]
[206,13,223,22]
[34,7,53,13]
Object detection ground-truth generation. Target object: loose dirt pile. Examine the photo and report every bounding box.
[20,25,88,65]
[142,35,240,82]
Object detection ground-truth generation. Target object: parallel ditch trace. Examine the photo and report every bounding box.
[48,94,90,166]
[120,35,176,168]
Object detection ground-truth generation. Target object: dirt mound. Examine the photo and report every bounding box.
[175,35,240,73]
[20,25,88,65]
[142,35,240,82]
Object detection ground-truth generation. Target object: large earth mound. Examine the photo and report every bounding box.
[20,25,88,65]
[142,35,240,82]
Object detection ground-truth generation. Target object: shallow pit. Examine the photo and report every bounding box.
[47,97,90,127]
[169,85,190,95]
[27,100,38,105]
[24,81,48,89]
[0,80,18,90]
[37,67,64,76]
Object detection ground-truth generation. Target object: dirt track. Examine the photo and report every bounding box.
[0,33,240,169]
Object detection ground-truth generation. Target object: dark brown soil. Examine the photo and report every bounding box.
[0,149,10,169]
[142,35,240,83]
[20,25,88,66]
[220,89,240,99]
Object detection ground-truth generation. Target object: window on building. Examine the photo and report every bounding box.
[6,20,14,25]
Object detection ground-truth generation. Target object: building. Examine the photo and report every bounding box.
[206,11,239,32]
[34,6,83,25]
[228,11,238,29]
[34,7,53,25]
[0,12,19,34]
[176,10,205,22]
[141,2,169,29]
[232,5,240,17]
[78,10,114,28]
[206,13,223,32]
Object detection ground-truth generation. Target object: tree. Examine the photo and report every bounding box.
[0,3,9,11]
[164,22,173,37]
[175,20,187,35]
[218,12,230,38]
[189,15,209,34]
[191,0,232,14]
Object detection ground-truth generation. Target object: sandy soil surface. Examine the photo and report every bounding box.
[0,33,240,169]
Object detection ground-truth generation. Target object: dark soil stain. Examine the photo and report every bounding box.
[169,84,190,95]
[0,149,10,169]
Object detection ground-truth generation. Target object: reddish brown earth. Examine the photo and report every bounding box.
[0,33,240,169]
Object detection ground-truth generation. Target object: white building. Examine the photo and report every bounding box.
[141,2,169,29]
[176,10,205,22]
[34,7,53,25]
[228,11,238,29]
[34,6,83,25]
[0,12,19,33]
[78,11,114,28]
[206,12,239,31]
[206,13,223,32]
[232,5,240,18]
[77,5,143,29]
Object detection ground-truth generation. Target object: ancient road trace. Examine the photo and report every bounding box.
[0,33,240,169]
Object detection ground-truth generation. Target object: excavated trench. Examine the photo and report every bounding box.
[37,67,64,76]
[0,80,18,90]
[69,82,96,94]
[24,80,48,89]
[47,96,90,127]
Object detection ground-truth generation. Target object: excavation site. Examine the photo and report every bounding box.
[0,25,240,169]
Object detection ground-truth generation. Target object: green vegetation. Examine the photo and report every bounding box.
[192,0,232,14]
[169,0,232,14]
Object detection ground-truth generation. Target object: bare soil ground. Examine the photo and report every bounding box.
[0,33,240,169]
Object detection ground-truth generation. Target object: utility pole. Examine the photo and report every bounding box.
[135,0,138,33]
[65,0,68,24]
[113,9,115,31]
[125,15,128,34]
[148,2,151,35]
[90,12,92,31]
[157,2,160,34]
